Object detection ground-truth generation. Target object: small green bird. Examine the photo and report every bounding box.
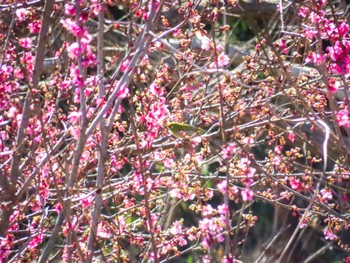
[167,122,204,138]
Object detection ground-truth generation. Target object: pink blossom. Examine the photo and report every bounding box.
[149,82,162,96]
[327,40,350,62]
[141,55,150,66]
[199,35,211,50]
[170,221,183,235]
[65,4,76,16]
[164,157,174,168]
[217,180,227,195]
[243,137,254,144]
[324,229,337,240]
[70,64,85,88]
[330,63,344,75]
[16,8,29,21]
[309,10,325,23]
[298,6,310,17]
[200,215,227,249]
[222,254,235,263]
[29,20,41,34]
[7,107,18,118]
[21,52,34,74]
[68,111,82,124]
[177,236,187,246]
[276,39,288,54]
[117,84,129,99]
[0,64,13,80]
[337,21,349,36]
[272,156,281,166]
[217,204,229,215]
[153,41,163,50]
[203,204,214,217]
[70,127,81,138]
[53,202,62,213]
[290,178,302,190]
[241,188,253,201]
[274,145,283,154]
[0,238,11,260]
[221,143,236,159]
[28,234,44,249]
[97,222,111,239]
[19,38,33,49]
[218,53,230,67]
[336,109,350,128]
[61,19,87,38]
[320,188,333,200]
[203,255,211,263]
[327,78,340,93]
[288,132,296,142]
[306,52,326,66]
[304,28,317,39]
[67,42,82,59]
[81,195,94,209]
[121,58,130,72]
[14,67,24,79]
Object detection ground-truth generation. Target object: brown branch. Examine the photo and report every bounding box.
[0,0,54,238]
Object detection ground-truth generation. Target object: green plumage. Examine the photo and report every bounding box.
[167,122,203,138]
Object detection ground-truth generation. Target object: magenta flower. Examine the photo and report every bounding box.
[121,58,130,73]
[336,109,350,128]
[117,84,129,99]
[19,38,32,49]
[221,143,236,159]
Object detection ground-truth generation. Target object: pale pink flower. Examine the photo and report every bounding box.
[203,255,211,263]
[221,143,236,159]
[203,204,214,217]
[68,111,82,124]
[177,236,187,246]
[320,188,333,200]
[324,229,337,240]
[272,156,281,166]
[241,188,253,201]
[16,8,29,21]
[7,107,18,118]
[217,180,227,195]
[217,204,229,215]
[200,35,211,50]
[97,222,111,239]
[170,221,183,235]
[218,53,230,67]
